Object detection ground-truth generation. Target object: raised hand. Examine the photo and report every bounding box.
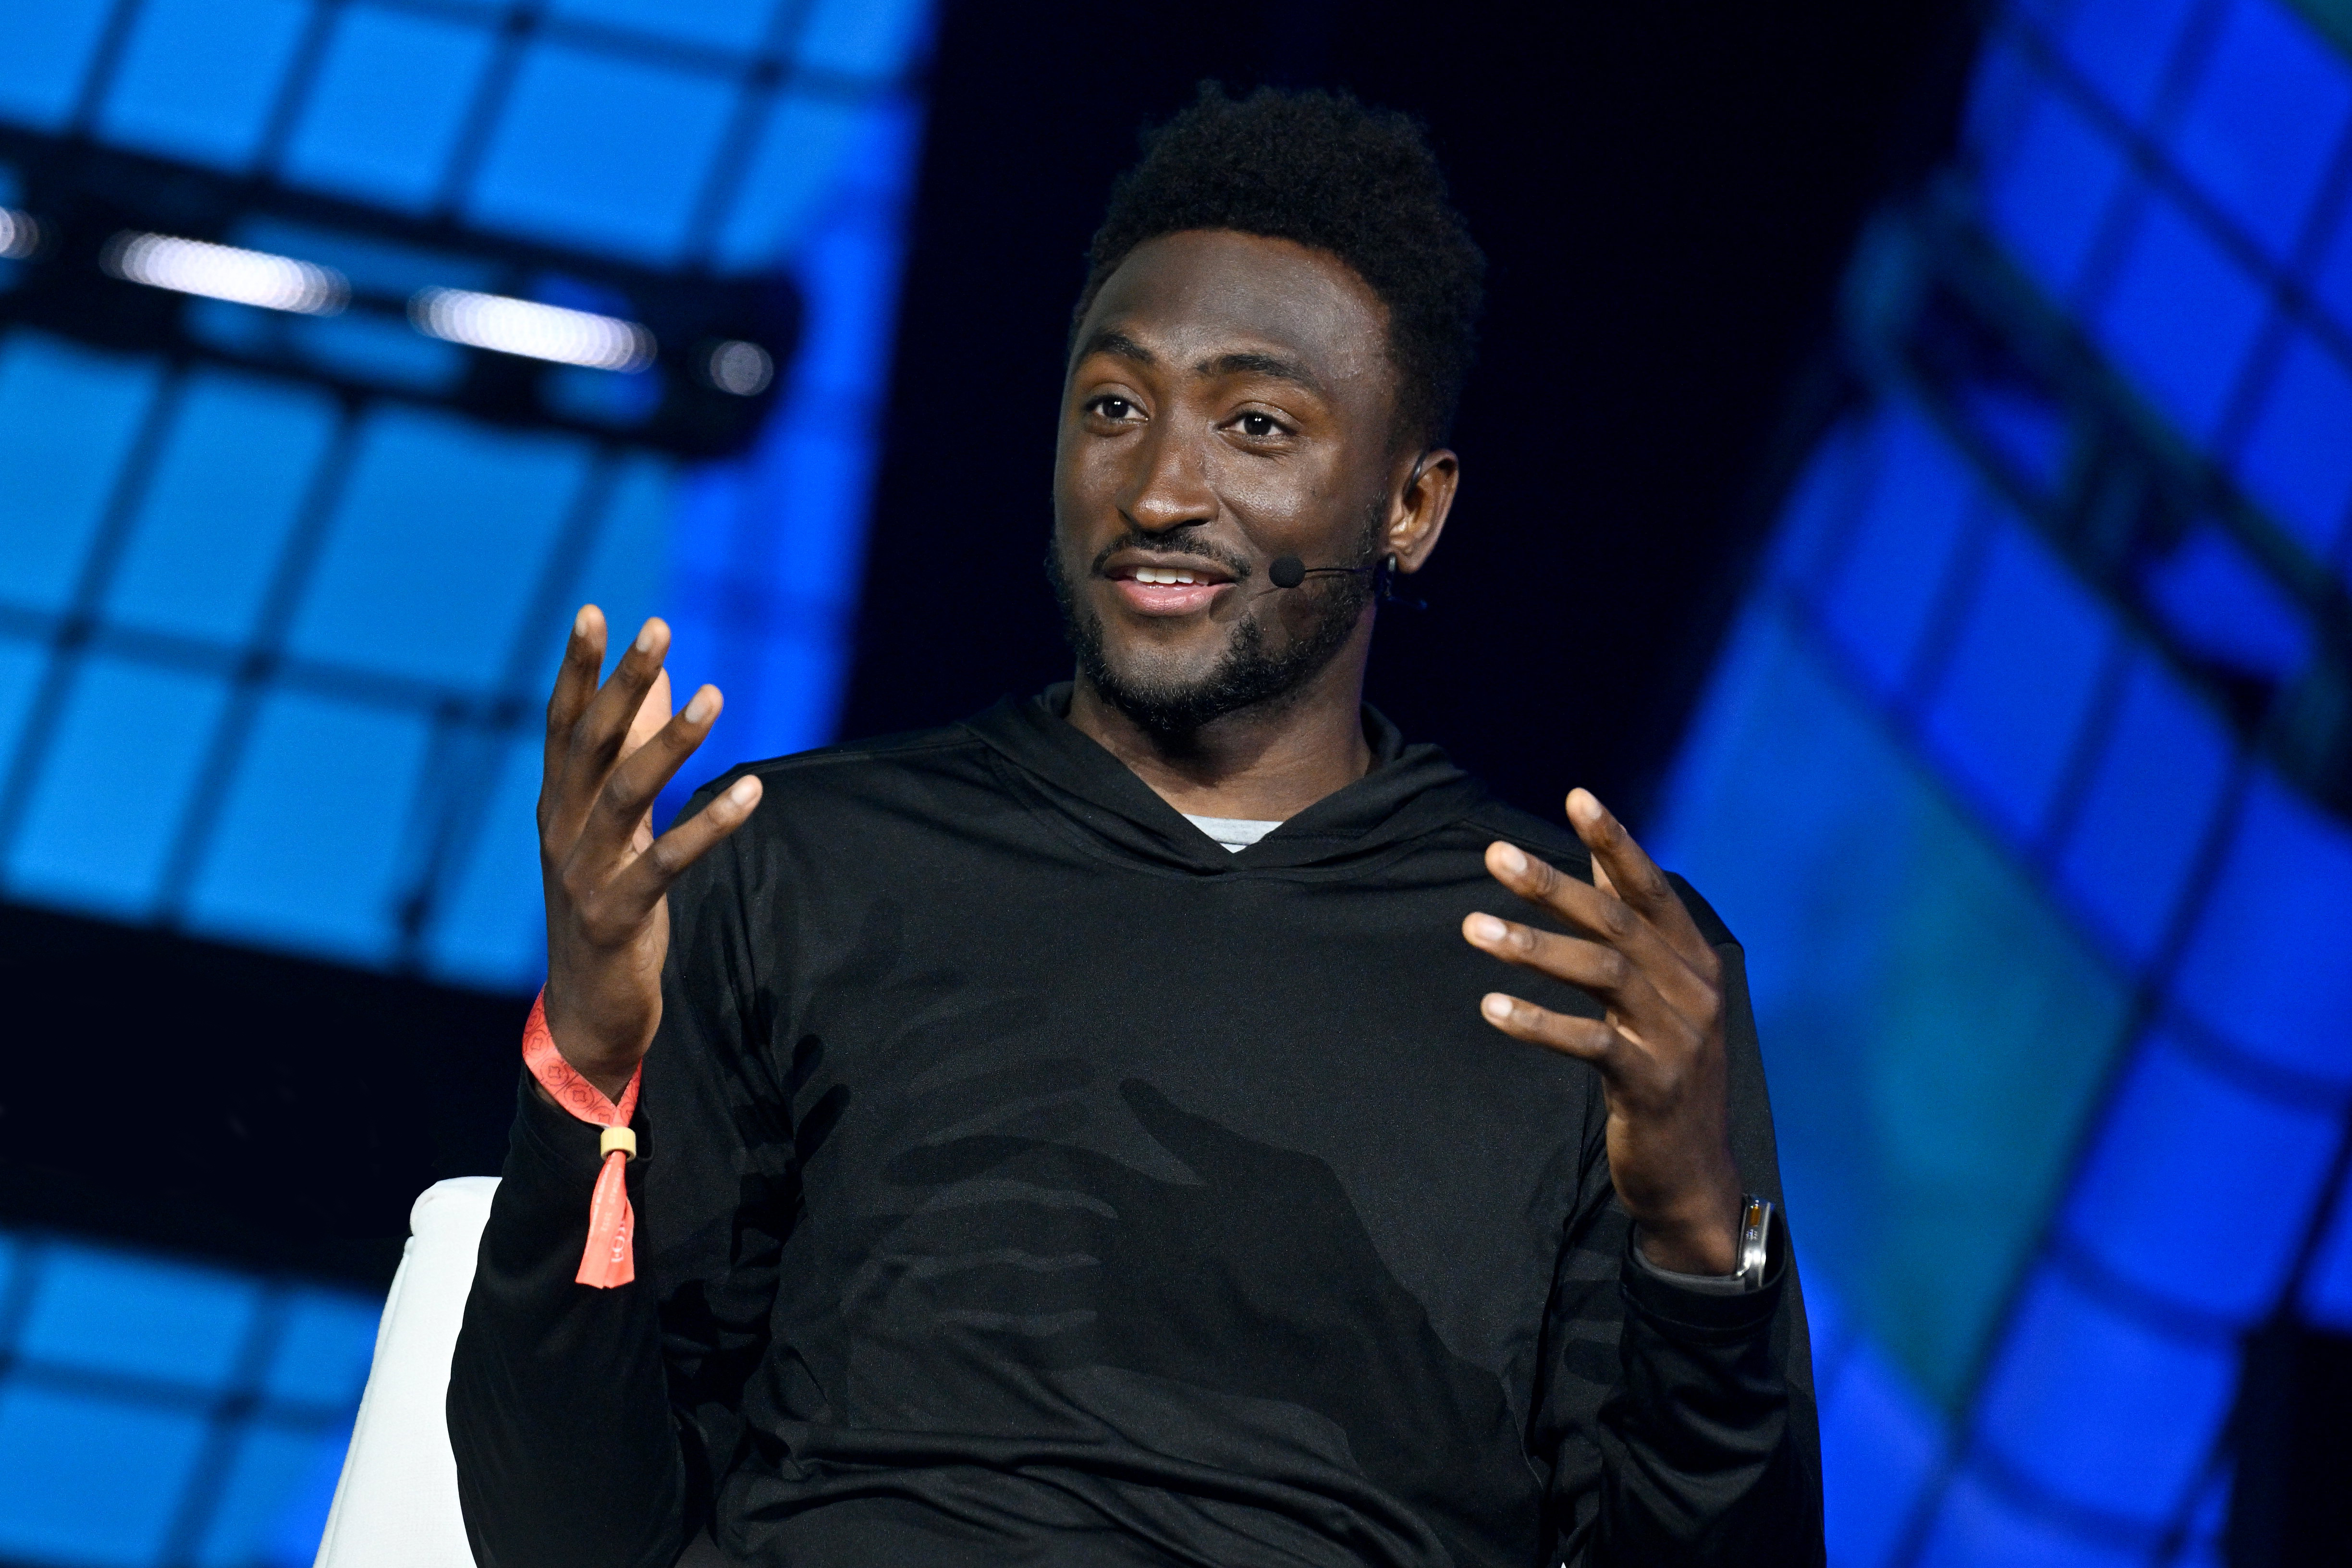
[539,606,762,1098]
[1460,788,1742,1275]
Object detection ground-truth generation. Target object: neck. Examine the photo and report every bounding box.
[1065,633,1375,821]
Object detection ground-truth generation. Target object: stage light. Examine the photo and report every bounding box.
[0,208,40,260]
[409,287,655,372]
[706,339,774,396]
[102,231,348,315]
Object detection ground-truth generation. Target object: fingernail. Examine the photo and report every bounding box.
[1468,913,1507,943]
[685,689,715,723]
[1482,993,1513,1021]
[1493,843,1528,877]
[635,620,659,653]
[726,776,759,806]
[573,606,592,637]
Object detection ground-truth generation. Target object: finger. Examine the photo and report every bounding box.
[1567,788,1717,979]
[582,682,722,866]
[1462,911,1681,1037]
[1482,839,1716,1021]
[623,668,674,850]
[541,605,608,818]
[625,667,673,758]
[1478,991,1625,1069]
[550,616,672,850]
[599,772,763,922]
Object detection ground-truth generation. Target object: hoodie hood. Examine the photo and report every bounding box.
[958,684,1491,877]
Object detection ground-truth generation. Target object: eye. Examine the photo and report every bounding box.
[1085,394,1140,423]
[1235,411,1285,439]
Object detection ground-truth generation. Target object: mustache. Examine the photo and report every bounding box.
[1086,529,1256,581]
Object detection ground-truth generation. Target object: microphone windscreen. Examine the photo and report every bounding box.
[1268,556,1306,589]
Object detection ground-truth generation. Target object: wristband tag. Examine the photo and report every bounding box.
[521,991,642,1288]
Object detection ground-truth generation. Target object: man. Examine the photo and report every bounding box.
[451,86,1822,1568]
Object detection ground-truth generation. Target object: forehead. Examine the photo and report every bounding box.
[1073,230,1392,388]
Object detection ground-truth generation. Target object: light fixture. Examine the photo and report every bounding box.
[102,231,347,314]
[409,287,655,372]
[0,208,40,261]
[706,339,774,396]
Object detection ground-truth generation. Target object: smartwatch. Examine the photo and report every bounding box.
[1736,1194,1774,1292]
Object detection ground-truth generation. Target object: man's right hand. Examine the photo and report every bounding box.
[539,605,763,1099]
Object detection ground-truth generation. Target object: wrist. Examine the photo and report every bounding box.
[1630,1176,1745,1275]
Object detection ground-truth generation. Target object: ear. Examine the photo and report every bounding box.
[1384,448,1458,574]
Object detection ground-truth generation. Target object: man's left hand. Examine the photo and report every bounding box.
[1462,788,1742,1275]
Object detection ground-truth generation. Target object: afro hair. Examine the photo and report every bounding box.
[1077,83,1486,452]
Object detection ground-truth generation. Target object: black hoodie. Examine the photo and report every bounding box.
[449,689,1824,1568]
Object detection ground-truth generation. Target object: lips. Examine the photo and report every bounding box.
[1104,557,1235,616]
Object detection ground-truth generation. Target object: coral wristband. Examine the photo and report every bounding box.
[521,991,643,1288]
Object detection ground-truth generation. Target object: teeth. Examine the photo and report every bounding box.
[1133,567,1201,585]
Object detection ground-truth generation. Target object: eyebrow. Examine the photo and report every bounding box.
[1198,350,1323,395]
[1074,331,1325,397]
[1077,328,1156,366]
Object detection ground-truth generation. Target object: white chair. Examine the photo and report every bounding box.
[314,1176,498,1568]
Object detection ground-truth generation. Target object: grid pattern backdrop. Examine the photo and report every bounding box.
[0,1226,380,1568]
[0,0,930,991]
[0,1,931,1562]
[1654,0,2352,1562]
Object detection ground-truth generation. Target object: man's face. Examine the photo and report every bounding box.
[1050,230,1407,732]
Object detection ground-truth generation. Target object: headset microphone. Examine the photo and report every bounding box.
[1266,555,1371,590]
[1266,554,1424,609]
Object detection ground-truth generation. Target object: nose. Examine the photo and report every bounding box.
[1119,423,1218,537]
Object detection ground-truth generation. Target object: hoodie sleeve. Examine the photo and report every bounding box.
[1532,883,1826,1567]
[447,796,791,1568]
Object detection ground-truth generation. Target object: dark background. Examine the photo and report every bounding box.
[2,0,1976,1278]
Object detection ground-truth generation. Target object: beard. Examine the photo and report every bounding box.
[1048,507,1382,735]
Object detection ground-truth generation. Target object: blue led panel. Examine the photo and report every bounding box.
[1977,69,2134,303]
[2300,1164,2352,1329]
[0,1385,213,1567]
[2170,0,2352,263]
[0,333,163,617]
[2171,768,2352,1086]
[548,0,780,52]
[799,0,934,76]
[2059,1027,2342,1322]
[280,5,499,212]
[1921,513,2121,843]
[195,1421,344,1567]
[2137,521,2313,678]
[184,693,436,965]
[0,0,116,130]
[101,370,338,646]
[4,660,230,918]
[285,409,591,692]
[465,44,737,263]
[2090,193,2271,441]
[1911,1472,2144,1568]
[715,92,871,271]
[1817,405,1982,697]
[421,735,546,989]
[97,0,313,172]
[1817,1337,1944,1568]
[0,1235,380,1568]
[0,640,46,769]
[2047,0,2207,133]
[2052,649,2235,969]
[2232,330,2352,562]
[1972,1266,2238,1526]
